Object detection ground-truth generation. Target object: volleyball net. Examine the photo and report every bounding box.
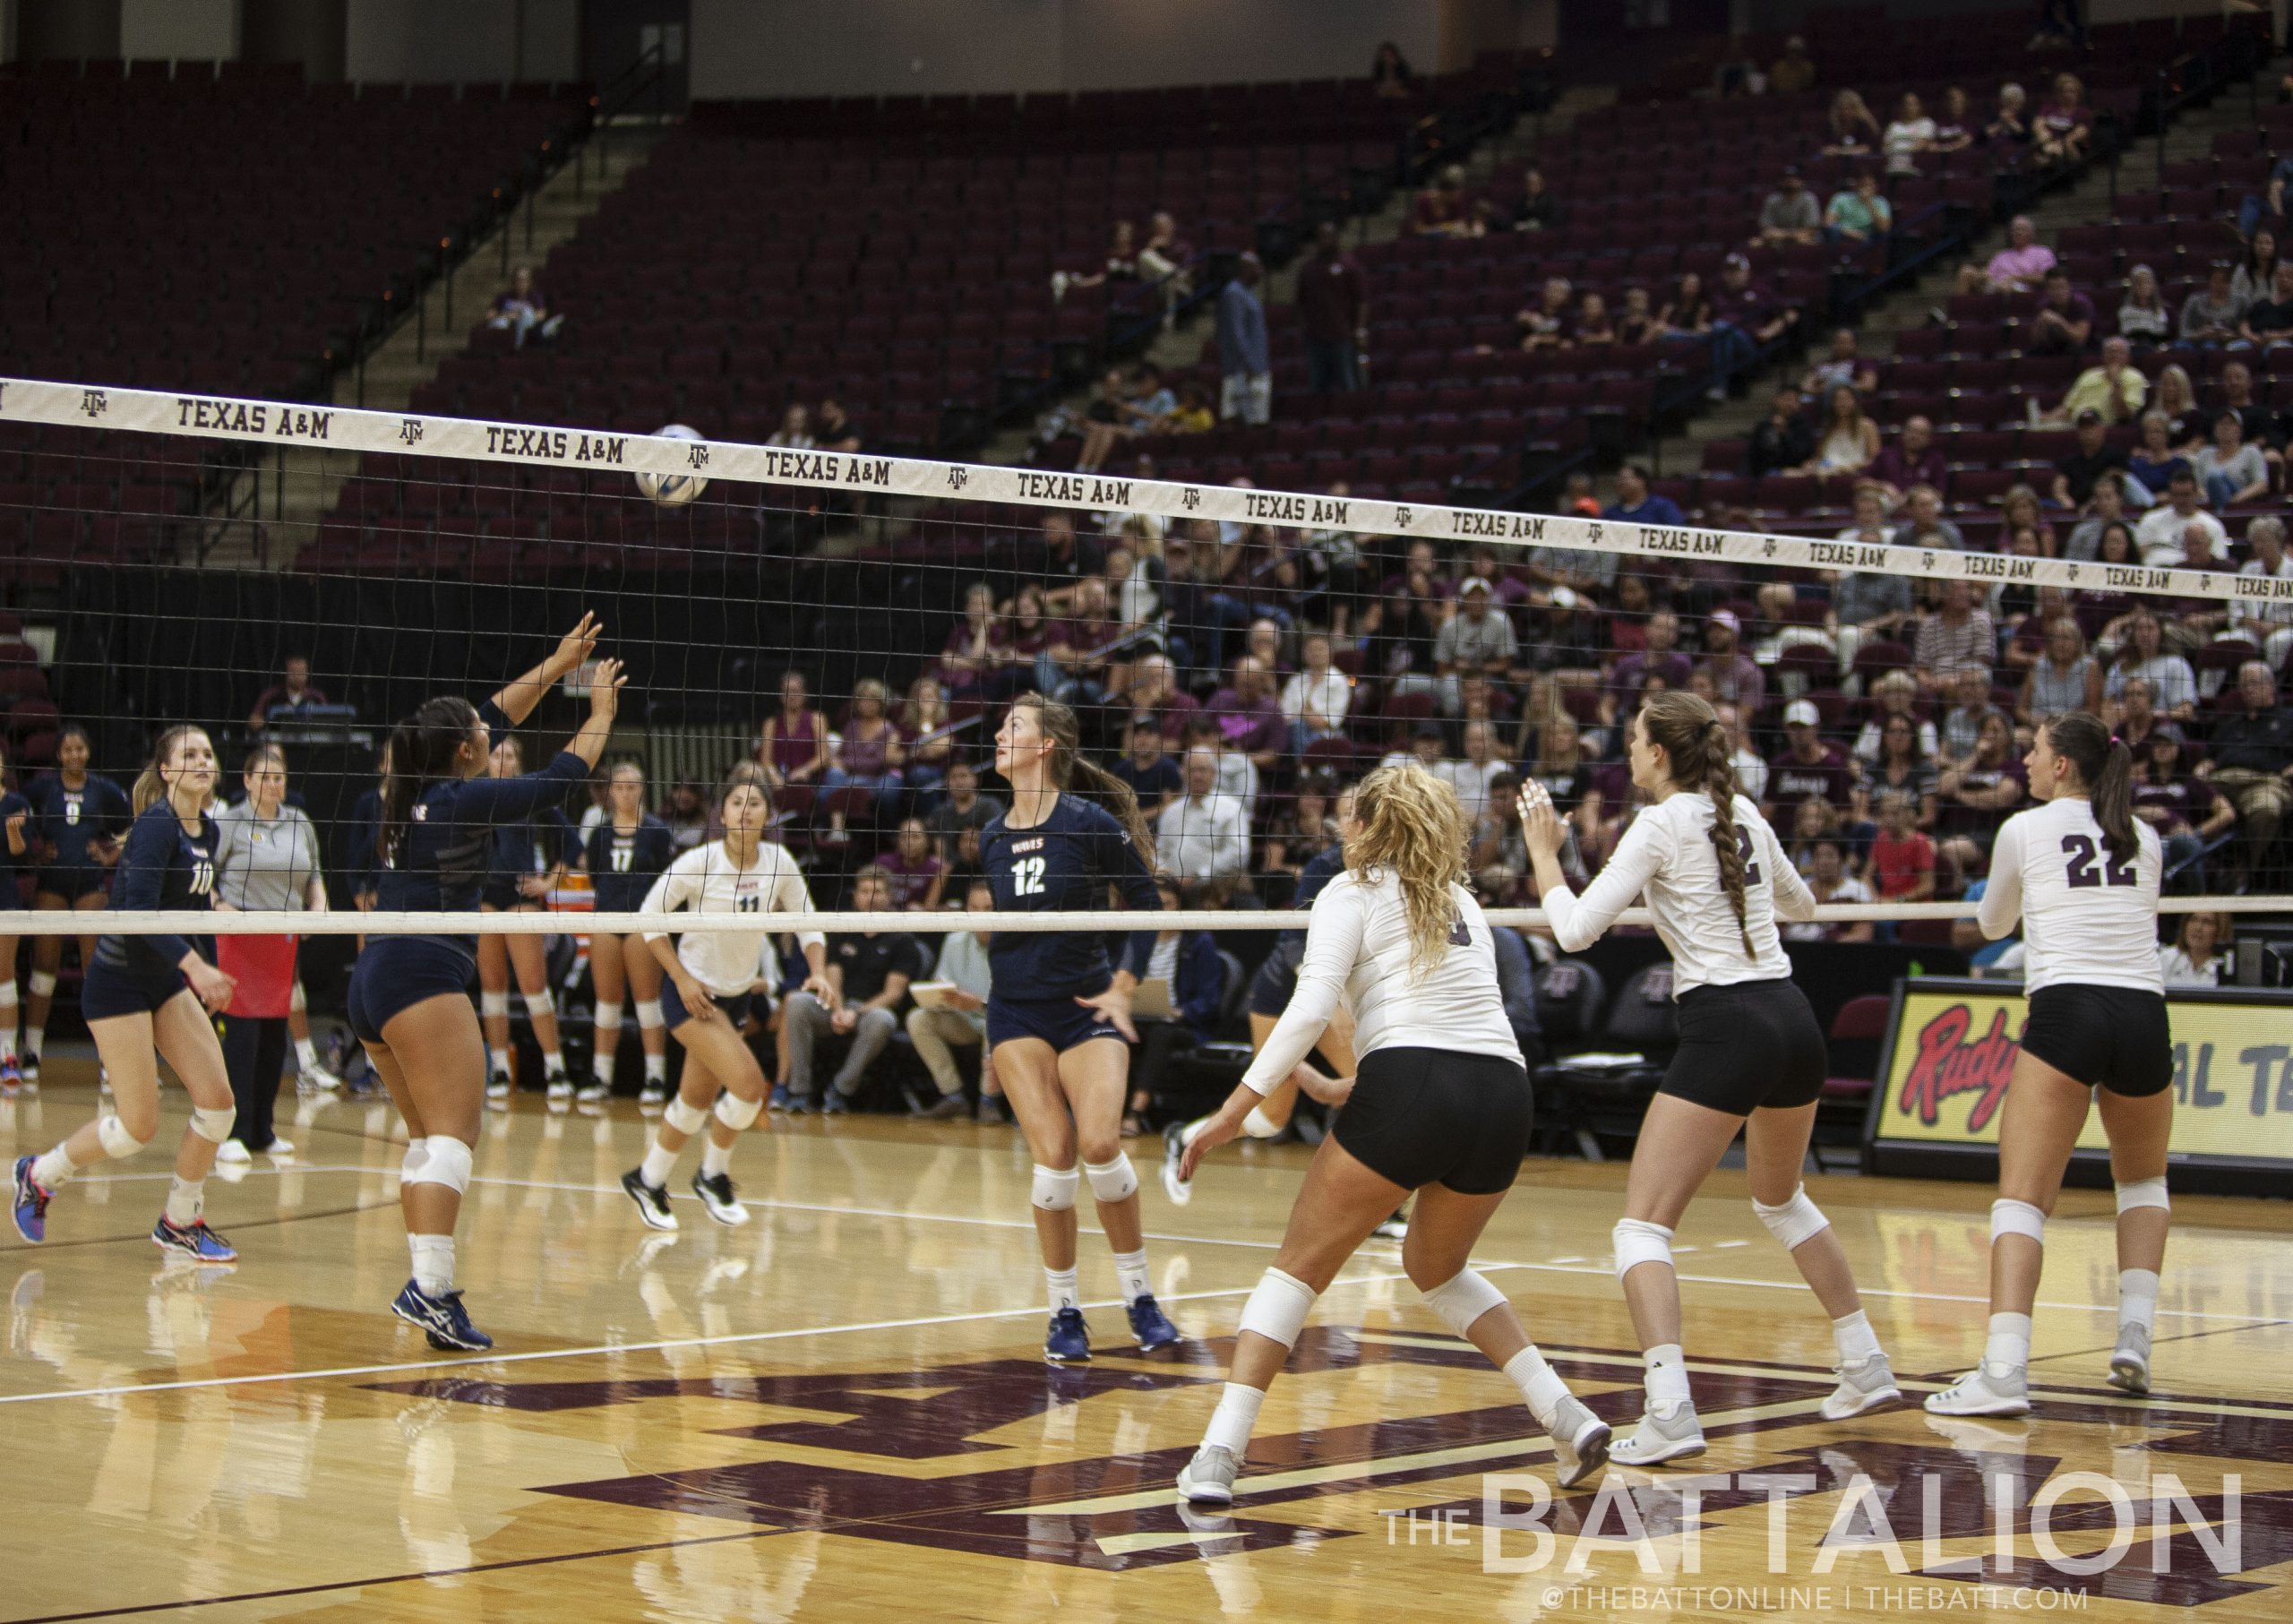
[0,374,2287,958]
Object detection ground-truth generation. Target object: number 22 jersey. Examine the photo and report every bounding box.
[1977,796,2161,994]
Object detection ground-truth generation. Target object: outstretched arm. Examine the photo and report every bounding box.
[489,613,602,728]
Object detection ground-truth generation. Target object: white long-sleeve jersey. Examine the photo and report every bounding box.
[1976,796,2162,995]
[1241,869,1521,1095]
[1542,793,1814,994]
[640,840,823,997]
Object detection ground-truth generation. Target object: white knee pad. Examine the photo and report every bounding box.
[0,980,18,1006]
[2115,1177,2169,1216]
[1612,1216,1676,1280]
[1083,1154,1138,1204]
[290,979,306,1013]
[1031,1164,1080,1213]
[188,1104,236,1144]
[634,999,665,1031]
[523,990,556,1022]
[663,1095,709,1135]
[405,1135,474,1195]
[98,1113,153,1159]
[400,1137,430,1181]
[480,991,511,1020]
[1753,1184,1832,1251]
[1991,1198,2047,1244]
[1237,1267,1318,1350]
[1421,1268,1509,1339]
[28,970,56,998]
[593,1000,623,1031]
[714,1092,761,1131]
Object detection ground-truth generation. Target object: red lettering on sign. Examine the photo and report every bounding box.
[1896,1005,2022,1132]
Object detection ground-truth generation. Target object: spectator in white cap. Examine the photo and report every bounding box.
[1431,576,1519,716]
[1765,699,1855,821]
[1696,609,1765,715]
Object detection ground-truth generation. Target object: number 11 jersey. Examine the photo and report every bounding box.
[1977,797,2161,994]
[640,839,823,997]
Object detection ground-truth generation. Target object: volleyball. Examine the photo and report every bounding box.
[634,423,709,505]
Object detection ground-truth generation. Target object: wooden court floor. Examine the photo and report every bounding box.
[3,1057,2289,1623]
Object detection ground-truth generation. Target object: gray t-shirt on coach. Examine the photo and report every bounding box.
[214,802,324,914]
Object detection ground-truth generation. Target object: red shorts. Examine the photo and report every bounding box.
[218,934,298,1019]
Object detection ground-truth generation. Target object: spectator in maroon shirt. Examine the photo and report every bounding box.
[1868,414,1946,511]
[1127,653,1201,744]
[1296,220,1368,395]
[1705,253,1796,401]
[1207,656,1287,772]
[1764,699,1857,821]
[247,656,328,735]
[2025,268,2096,356]
[1696,608,1766,716]
[1603,609,1694,726]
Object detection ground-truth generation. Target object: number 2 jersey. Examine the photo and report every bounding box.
[981,793,1157,1001]
[640,840,823,998]
[1542,792,1815,994]
[1977,796,2161,995]
[92,801,218,978]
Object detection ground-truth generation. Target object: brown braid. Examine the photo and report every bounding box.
[1640,691,1755,958]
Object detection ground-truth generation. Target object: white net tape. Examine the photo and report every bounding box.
[3,375,2280,606]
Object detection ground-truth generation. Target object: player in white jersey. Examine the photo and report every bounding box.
[1175,764,1610,1504]
[1521,692,1901,1465]
[1928,711,2169,1417]
[620,767,834,1230]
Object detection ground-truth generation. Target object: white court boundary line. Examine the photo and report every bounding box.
[4,1161,2284,1406]
[1,374,2273,606]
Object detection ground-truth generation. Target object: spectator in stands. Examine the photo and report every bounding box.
[767,404,814,448]
[1811,384,1880,475]
[1868,787,1937,905]
[897,676,956,804]
[1914,579,1996,693]
[1714,35,1765,98]
[1939,666,2007,762]
[2032,72,2091,168]
[2206,661,2293,873]
[1885,91,1938,175]
[1412,164,1476,237]
[2108,675,2174,758]
[2216,361,2280,465]
[1893,482,1966,554]
[2117,263,2172,350]
[487,265,562,348]
[2126,409,2192,499]
[1998,483,2059,560]
[2236,516,2293,669]
[879,818,947,912]
[2134,735,2235,893]
[1124,874,1224,1135]
[1786,838,1875,941]
[1855,684,1940,788]
[1658,270,1713,339]
[2242,264,2293,357]
[2155,364,2206,445]
[1295,221,1368,396]
[822,676,906,837]
[2051,409,2130,511]
[944,823,987,898]
[904,880,996,1120]
[1207,656,1285,774]
[1165,383,1215,434]
[2100,607,2198,724]
[814,398,862,455]
[2233,228,2281,307]
[1607,610,1693,726]
[1931,85,1976,152]
[1112,717,1182,816]
[1834,527,1915,666]
[1769,34,1816,95]
[2065,476,2134,556]
[939,581,1015,699]
[1440,718,1508,824]
[2025,268,2094,355]
[1371,39,1414,97]
[1982,82,2033,152]
[1936,709,2026,881]
[2021,614,2094,724]
[926,759,1002,862]
[1603,462,1684,528]
[1430,577,1519,716]
[1749,387,1817,477]
[246,655,327,735]
[1956,213,2054,295]
[1158,745,1249,899]
[757,669,831,798]
[1823,170,1892,250]
[2237,149,2293,240]
[1766,700,1855,822]
[1263,772,1342,884]
[1516,275,1576,349]
[2181,262,2247,348]
[1612,285,1657,346]
[1823,90,1881,156]
[1707,253,1794,401]
[1215,253,1270,425]
[1280,631,1349,757]
[1801,327,1878,398]
[1868,415,1945,508]
[1572,290,1618,347]
[1696,608,1765,715]
[2033,333,2145,426]
[1058,220,1140,300]
[782,866,922,1113]
[1755,168,1821,247]
[2134,468,2229,564]
[2194,410,2271,510]
[2157,909,2231,985]
[1512,166,1559,232]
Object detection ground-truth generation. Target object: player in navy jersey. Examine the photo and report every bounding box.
[581,760,676,1105]
[345,615,622,1352]
[984,693,1181,1363]
[23,723,133,1086]
[0,738,33,1090]
[477,735,578,1102]
[13,727,243,1261]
